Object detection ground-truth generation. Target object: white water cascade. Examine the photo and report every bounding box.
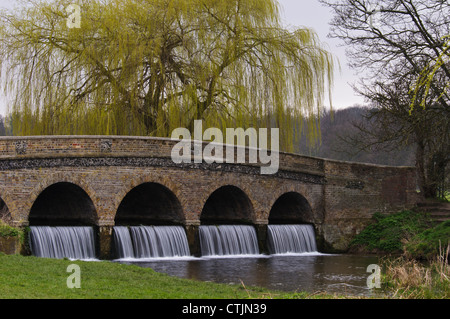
[113,226,191,259]
[267,224,317,254]
[113,226,135,259]
[199,225,260,256]
[29,226,97,259]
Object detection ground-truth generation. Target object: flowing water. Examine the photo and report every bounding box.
[113,223,380,296]
[113,226,191,259]
[29,226,96,260]
[198,225,259,256]
[29,224,383,296]
[118,254,381,297]
[132,226,191,258]
[113,226,135,259]
[267,224,317,254]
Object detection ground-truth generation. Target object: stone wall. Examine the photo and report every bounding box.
[322,160,420,251]
[0,236,22,255]
[0,136,421,256]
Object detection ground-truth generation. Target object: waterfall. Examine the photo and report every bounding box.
[113,226,191,259]
[113,226,135,259]
[199,225,259,256]
[29,226,96,259]
[267,224,317,254]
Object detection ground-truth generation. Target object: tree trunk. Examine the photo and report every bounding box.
[415,140,429,197]
[416,140,439,198]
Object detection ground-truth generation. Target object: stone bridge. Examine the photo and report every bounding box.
[0,136,421,258]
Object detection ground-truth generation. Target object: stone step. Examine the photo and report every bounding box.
[416,202,450,210]
[429,213,450,222]
[430,219,450,223]
[421,206,450,213]
[416,202,450,209]
[414,202,450,223]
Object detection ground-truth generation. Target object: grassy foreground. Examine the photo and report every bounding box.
[0,254,310,299]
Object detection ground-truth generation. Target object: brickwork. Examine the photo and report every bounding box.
[0,136,421,254]
[322,160,421,250]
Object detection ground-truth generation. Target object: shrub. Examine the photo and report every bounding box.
[349,210,431,254]
[0,221,24,243]
[382,245,450,298]
[405,221,450,260]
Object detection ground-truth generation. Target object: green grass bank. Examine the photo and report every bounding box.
[0,254,323,299]
[349,210,450,260]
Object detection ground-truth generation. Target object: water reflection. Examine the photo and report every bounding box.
[117,254,382,297]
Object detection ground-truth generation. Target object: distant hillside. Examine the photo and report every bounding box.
[295,106,416,167]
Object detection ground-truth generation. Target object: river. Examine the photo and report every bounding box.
[117,253,384,297]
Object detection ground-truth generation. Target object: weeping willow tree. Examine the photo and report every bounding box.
[410,35,450,112]
[0,0,334,152]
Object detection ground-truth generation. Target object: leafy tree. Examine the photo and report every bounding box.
[322,0,450,198]
[410,35,450,111]
[0,0,334,151]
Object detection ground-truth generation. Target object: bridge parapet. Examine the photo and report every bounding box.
[0,136,325,176]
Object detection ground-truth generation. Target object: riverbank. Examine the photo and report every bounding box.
[348,209,450,299]
[0,252,448,299]
[348,210,450,260]
[0,254,343,299]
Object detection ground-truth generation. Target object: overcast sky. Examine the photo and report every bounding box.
[278,0,366,109]
[0,0,366,116]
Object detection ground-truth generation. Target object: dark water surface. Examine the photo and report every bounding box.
[117,253,382,297]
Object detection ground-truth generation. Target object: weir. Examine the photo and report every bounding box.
[267,224,317,254]
[28,224,319,259]
[29,226,97,259]
[198,225,259,256]
[113,226,191,259]
[113,226,134,259]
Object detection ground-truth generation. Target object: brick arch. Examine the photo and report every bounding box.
[200,184,256,224]
[27,172,100,225]
[0,188,19,226]
[190,176,261,220]
[268,192,314,224]
[112,175,185,224]
[264,185,315,223]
